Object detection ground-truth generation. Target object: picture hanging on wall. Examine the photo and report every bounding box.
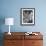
[20,8,35,26]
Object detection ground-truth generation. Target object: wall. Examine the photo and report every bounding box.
[0,0,46,46]
[0,0,46,32]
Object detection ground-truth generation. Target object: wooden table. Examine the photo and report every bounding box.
[4,32,43,46]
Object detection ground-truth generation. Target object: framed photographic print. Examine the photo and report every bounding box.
[20,8,35,26]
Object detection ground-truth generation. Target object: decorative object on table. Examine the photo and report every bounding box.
[5,18,14,35]
[20,8,35,26]
[25,32,38,35]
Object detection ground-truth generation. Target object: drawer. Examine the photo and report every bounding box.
[4,35,24,40]
[25,35,43,40]
[4,40,24,46]
[32,40,43,46]
[24,40,43,46]
[4,40,16,46]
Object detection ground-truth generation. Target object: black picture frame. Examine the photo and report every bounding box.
[20,8,35,26]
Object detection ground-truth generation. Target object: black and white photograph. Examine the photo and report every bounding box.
[20,8,35,25]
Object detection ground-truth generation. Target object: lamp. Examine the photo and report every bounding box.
[5,18,14,35]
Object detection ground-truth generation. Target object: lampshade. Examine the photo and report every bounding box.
[5,18,14,25]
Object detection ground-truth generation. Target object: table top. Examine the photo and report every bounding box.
[4,32,43,40]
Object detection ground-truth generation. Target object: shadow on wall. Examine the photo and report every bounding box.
[0,16,5,46]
